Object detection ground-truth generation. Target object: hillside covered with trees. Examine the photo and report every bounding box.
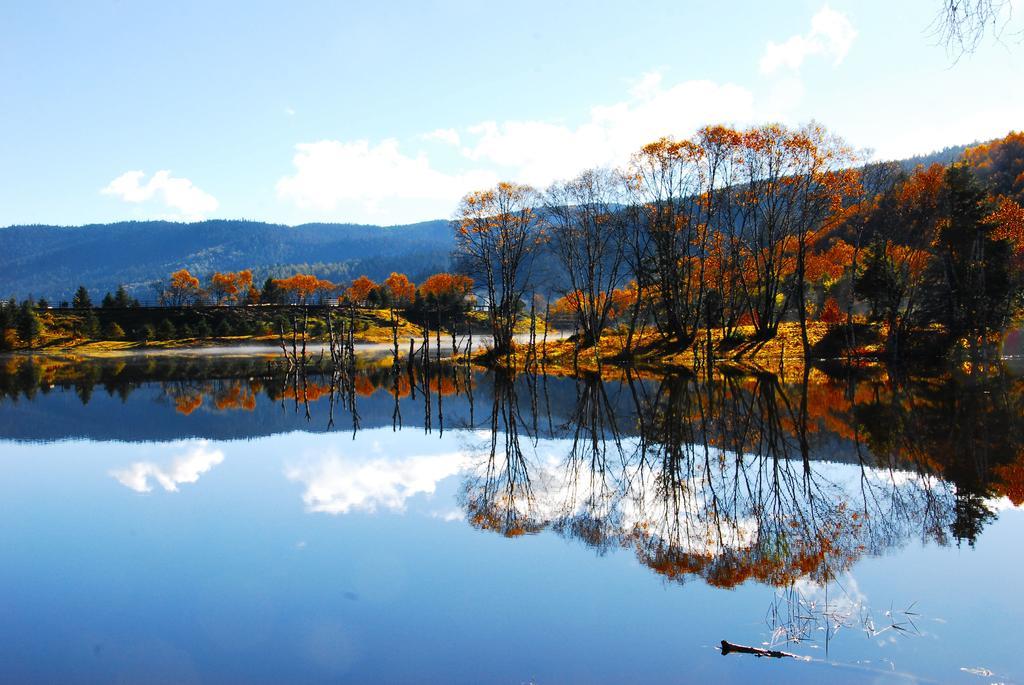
[0,219,453,302]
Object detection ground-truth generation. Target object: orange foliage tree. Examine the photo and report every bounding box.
[964,131,1024,204]
[345,275,377,306]
[420,273,473,300]
[274,274,335,304]
[454,182,542,356]
[209,270,254,305]
[382,272,416,307]
[165,269,202,306]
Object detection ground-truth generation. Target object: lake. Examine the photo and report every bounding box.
[1,351,1022,684]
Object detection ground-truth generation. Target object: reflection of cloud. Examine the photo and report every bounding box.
[285,451,467,515]
[110,441,224,493]
[430,509,465,523]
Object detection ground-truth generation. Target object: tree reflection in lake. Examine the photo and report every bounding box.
[458,369,961,586]
[1,353,1022,579]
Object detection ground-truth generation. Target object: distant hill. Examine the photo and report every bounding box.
[889,142,975,171]
[0,219,454,301]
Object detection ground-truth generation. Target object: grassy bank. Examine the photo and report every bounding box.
[3,307,486,353]
[484,322,833,379]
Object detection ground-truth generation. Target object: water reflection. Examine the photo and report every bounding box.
[110,440,224,493]
[453,370,959,593]
[285,449,467,515]
[2,352,1023,677]
[3,355,1023,583]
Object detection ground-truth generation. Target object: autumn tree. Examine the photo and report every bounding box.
[275,274,334,304]
[627,134,721,347]
[165,269,202,306]
[413,272,474,329]
[543,168,629,346]
[928,163,1019,348]
[964,131,1024,204]
[382,272,416,307]
[345,275,377,306]
[454,182,542,357]
[854,164,946,357]
[382,272,416,353]
[209,270,254,305]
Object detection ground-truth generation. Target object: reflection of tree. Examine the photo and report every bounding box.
[845,367,1024,545]
[457,365,1024,592]
[460,371,545,536]
[555,373,628,553]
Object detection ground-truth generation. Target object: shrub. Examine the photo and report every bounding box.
[135,323,156,343]
[157,319,177,340]
[102,321,125,340]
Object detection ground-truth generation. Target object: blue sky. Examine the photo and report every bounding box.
[1,0,1022,226]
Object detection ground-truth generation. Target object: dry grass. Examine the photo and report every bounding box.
[479,322,835,380]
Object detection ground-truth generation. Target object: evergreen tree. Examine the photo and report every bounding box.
[0,301,11,350]
[157,319,177,340]
[82,310,100,338]
[260,277,283,305]
[17,301,42,347]
[114,285,133,308]
[854,242,901,322]
[929,163,1018,344]
[101,292,116,308]
[134,323,155,343]
[72,285,92,309]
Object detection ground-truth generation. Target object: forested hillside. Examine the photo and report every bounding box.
[0,219,453,301]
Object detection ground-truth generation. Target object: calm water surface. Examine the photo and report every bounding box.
[1,352,1022,684]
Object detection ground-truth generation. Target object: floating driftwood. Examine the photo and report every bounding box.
[720,640,798,659]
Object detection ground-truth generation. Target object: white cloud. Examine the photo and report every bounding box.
[275,138,496,223]
[285,449,467,515]
[760,6,857,74]
[458,76,755,187]
[101,170,219,220]
[422,128,460,146]
[110,441,224,493]
[275,71,758,221]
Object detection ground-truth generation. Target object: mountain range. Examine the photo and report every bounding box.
[0,219,454,301]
